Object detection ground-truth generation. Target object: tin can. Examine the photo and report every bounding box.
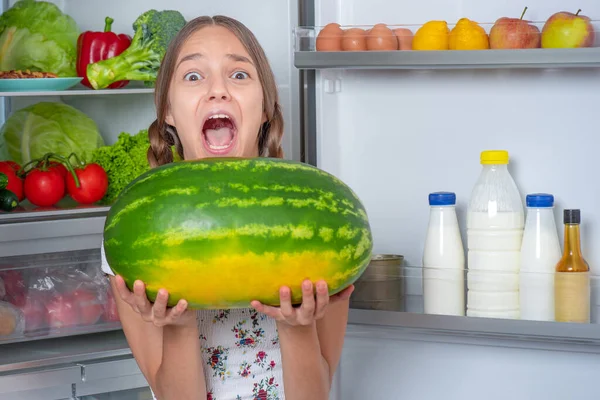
[350,254,405,312]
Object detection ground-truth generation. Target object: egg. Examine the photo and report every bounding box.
[367,23,398,51]
[393,28,414,50]
[316,23,344,51]
[342,28,367,51]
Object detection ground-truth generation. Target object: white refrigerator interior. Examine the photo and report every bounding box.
[312,0,600,399]
[2,0,600,399]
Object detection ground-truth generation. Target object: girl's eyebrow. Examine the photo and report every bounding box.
[177,53,254,68]
[226,53,253,65]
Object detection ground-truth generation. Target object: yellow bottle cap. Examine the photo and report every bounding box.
[481,150,509,165]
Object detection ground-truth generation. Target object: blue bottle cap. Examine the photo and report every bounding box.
[526,193,554,208]
[429,192,456,206]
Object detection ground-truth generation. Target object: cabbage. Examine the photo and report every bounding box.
[0,102,105,164]
[0,0,80,76]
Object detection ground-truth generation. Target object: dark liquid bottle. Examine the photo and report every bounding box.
[554,209,590,323]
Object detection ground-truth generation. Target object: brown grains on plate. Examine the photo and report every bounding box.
[0,70,58,79]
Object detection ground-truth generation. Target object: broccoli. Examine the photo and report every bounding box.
[86,10,186,89]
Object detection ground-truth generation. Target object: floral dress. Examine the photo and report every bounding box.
[100,243,285,400]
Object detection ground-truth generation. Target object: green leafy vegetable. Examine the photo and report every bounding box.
[87,9,186,89]
[0,0,80,76]
[91,129,150,204]
[0,102,104,164]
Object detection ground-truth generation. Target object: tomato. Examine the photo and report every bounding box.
[0,161,24,201]
[44,161,68,180]
[24,168,65,207]
[66,163,108,204]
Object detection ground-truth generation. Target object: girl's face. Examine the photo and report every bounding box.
[166,26,266,159]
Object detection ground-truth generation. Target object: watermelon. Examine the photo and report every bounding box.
[103,157,373,309]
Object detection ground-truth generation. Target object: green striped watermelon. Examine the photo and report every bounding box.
[103,157,373,309]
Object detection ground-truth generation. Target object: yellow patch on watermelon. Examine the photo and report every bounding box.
[140,250,366,309]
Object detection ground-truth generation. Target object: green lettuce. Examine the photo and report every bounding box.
[0,0,80,76]
[0,102,104,164]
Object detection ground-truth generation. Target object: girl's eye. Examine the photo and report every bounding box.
[231,71,249,80]
[184,72,202,81]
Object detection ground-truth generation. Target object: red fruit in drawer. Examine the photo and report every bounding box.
[73,288,103,325]
[103,291,120,322]
[46,294,80,329]
[21,294,48,332]
[0,271,26,307]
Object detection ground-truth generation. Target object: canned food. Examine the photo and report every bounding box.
[350,254,405,312]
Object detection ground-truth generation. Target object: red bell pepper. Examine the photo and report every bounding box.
[77,17,132,89]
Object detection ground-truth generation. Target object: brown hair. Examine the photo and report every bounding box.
[147,16,284,168]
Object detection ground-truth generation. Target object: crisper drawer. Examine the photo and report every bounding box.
[0,356,151,400]
[0,249,121,344]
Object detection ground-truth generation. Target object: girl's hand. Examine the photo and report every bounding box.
[114,275,197,328]
[250,280,354,327]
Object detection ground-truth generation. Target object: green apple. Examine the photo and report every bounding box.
[541,9,595,48]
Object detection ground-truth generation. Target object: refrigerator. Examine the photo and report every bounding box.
[2,0,600,399]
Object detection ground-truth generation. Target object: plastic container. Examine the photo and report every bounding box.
[519,193,562,321]
[423,192,465,316]
[466,150,524,319]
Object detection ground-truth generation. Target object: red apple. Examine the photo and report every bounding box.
[542,9,595,48]
[489,7,541,49]
[73,288,104,325]
[46,294,80,329]
[0,271,26,307]
[21,294,48,333]
[103,291,120,322]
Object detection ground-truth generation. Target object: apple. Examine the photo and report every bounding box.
[542,9,595,48]
[73,288,104,325]
[46,294,80,329]
[21,294,48,333]
[489,7,541,49]
[102,290,120,322]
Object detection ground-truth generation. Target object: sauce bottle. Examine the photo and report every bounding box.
[555,209,590,323]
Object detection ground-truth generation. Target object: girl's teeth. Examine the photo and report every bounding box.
[208,114,229,120]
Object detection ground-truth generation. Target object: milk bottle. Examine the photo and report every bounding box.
[466,150,524,319]
[519,193,561,321]
[423,192,465,316]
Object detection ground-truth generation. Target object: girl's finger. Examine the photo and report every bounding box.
[330,285,355,304]
[132,280,152,314]
[251,301,280,320]
[167,299,188,322]
[299,280,316,319]
[278,287,295,319]
[115,275,134,303]
[152,289,169,320]
[314,281,330,319]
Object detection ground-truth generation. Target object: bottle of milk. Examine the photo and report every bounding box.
[519,193,562,322]
[466,150,524,319]
[423,192,465,316]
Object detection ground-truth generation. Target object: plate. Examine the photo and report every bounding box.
[0,77,83,92]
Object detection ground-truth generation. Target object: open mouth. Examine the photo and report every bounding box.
[202,113,237,155]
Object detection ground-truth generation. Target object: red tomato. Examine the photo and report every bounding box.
[0,161,24,201]
[66,163,108,204]
[1,161,20,173]
[24,168,65,207]
[46,161,68,180]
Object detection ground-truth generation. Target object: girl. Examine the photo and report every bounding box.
[101,15,354,400]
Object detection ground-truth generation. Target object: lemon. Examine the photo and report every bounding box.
[449,18,489,50]
[412,21,449,50]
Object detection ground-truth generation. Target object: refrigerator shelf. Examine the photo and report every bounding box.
[0,87,154,97]
[347,308,600,352]
[294,48,600,70]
